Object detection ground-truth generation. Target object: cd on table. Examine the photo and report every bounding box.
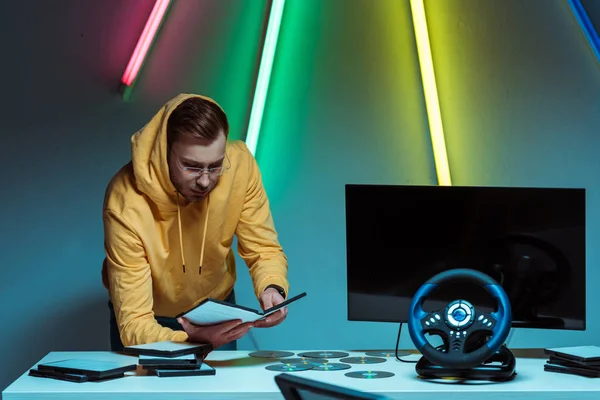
[340,356,387,364]
[297,351,350,359]
[249,351,295,358]
[266,363,313,372]
[312,363,352,371]
[345,370,395,379]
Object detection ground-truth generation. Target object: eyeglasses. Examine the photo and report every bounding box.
[173,149,231,177]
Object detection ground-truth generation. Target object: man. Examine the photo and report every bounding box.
[102,93,289,351]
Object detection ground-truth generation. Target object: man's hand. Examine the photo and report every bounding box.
[177,317,253,348]
[254,287,288,328]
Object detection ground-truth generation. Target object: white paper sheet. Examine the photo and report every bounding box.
[182,301,264,325]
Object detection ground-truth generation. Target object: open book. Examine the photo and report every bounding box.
[177,292,307,326]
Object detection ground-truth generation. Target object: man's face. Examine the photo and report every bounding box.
[168,132,227,203]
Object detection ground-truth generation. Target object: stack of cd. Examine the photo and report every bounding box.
[139,353,216,377]
[124,340,215,377]
[544,346,600,378]
[29,359,137,382]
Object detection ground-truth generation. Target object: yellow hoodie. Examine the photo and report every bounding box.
[102,93,288,346]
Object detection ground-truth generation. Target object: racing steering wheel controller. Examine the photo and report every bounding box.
[407,268,516,381]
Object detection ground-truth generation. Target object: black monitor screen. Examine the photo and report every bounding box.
[345,184,586,330]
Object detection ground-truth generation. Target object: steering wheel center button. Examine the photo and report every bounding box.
[445,300,475,328]
[453,309,466,321]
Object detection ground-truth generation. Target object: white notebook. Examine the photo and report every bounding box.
[177,292,306,325]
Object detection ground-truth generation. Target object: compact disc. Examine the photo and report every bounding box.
[345,370,395,379]
[365,350,410,357]
[312,363,351,371]
[340,356,387,364]
[298,351,350,359]
[266,363,313,372]
[281,358,329,366]
[249,351,295,358]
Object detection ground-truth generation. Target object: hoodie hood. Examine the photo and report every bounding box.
[131,93,224,210]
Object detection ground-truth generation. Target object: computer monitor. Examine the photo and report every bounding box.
[345,184,586,330]
[275,373,390,400]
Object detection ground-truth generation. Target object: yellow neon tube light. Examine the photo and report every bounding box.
[410,0,452,186]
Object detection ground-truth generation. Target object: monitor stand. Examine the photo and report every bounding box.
[415,345,517,382]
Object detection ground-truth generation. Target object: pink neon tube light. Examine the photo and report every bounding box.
[121,0,171,86]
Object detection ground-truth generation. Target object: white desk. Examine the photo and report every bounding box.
[3,350,600,399]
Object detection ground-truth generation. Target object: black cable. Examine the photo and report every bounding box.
[395,322,417,363]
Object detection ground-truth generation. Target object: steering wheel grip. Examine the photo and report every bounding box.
[408,269,512,370]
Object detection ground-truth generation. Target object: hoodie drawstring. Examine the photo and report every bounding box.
[177,195,185,273]
[176,192,210,274]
